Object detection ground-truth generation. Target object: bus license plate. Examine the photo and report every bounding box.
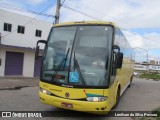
[61,102,73,108]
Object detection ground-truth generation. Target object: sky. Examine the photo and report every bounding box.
[0,0,160,62]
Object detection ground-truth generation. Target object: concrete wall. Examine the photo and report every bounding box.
[23,51,35,77]
[134,64,160,71]
[149,65,160,71]
[0,47,36,77]
[134,64,149,71]
[0,9,52,49]
[0,48,6,76]
[0,9,51,77]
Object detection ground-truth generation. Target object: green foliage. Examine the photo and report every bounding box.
[139,73,160,80]
[152,108,160,118]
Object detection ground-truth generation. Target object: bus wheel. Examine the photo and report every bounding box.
[114,88,120,108]
[128,75,133,88]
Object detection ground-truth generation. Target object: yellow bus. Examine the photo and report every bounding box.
[35,21,134,114]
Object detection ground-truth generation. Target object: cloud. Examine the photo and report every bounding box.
[26,0,47,5]
[59,0,160,29]
[123,30,160,60]
[1,0,160,59]
[0,0,36,17]
[122,31,160,49]
[2,0,160,29]
[0,0,54,22]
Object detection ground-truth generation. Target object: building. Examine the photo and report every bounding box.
[0,9,52,77]
[149,64,160,71]
[149,59,160,64]
[134,63,160,72]
[134,63,149,71]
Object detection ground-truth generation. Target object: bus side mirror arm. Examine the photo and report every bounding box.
[35,40,46,59]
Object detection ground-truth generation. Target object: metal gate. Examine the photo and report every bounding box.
[5,51,24,75]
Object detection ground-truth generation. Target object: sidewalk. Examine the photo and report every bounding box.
[0,77,39,90]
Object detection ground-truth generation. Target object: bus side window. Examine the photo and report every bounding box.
[112,51,117,76]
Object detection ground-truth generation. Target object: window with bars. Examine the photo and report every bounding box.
[35,29,42,37]
[3,23,12,32]
[17,25,25,34]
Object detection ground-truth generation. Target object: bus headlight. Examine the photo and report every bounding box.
[40,88,52,95]
[86,97,107,102]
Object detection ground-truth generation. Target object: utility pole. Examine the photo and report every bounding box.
[55,0,61,24]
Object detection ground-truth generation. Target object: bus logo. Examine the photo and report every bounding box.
[65,92,70,98]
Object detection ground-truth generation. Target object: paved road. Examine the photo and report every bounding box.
[0,78,160,120]
[0,77,38,89]
[116,78,160,111]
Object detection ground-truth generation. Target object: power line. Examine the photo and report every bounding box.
[67,0,156,34]
[2,1,159,46]
[63,4,160,45]
[66,0,160,45]
[67,0,137,29]
[0,2,54,18]
[62,5,101,20]
[61,0,66,6]
[1,1,56,38]
[121,28,160,45]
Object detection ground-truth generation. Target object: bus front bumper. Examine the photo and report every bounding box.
[39,91,110,114]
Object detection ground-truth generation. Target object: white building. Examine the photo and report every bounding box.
[134,64,149,71]
[149,65,160,71]
[0,9,52,77]
[134,63,160,71]
[149,58,160,64]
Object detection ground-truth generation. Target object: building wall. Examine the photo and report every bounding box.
[149,65,160,71]
[23,51,35,77]
[0,9,52,49]
[149,59,160,64]
[156,60,160,64]
[0,9,52,77]
[134,64,149,71]
[134,64,160,71]
[0,47,37,77]
[0,48,6,76]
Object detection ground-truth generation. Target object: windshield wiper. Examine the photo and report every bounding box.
[51,48,70,81]
[73,52,86,85]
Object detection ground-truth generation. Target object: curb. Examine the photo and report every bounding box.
[0,76,39,80]
[0,85,37,90]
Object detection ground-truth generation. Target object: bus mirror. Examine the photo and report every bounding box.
[35,40,46,59]
[116,52,123,68]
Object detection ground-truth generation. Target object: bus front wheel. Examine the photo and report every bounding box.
[128,75,133,88]
[114,87,120,108]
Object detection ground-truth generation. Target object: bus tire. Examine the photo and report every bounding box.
[114,87,120,108]
[128,75,133,88]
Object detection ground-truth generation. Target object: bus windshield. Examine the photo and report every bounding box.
[41,25,113,87]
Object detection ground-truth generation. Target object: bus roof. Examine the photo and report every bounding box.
[54,21,117,27]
